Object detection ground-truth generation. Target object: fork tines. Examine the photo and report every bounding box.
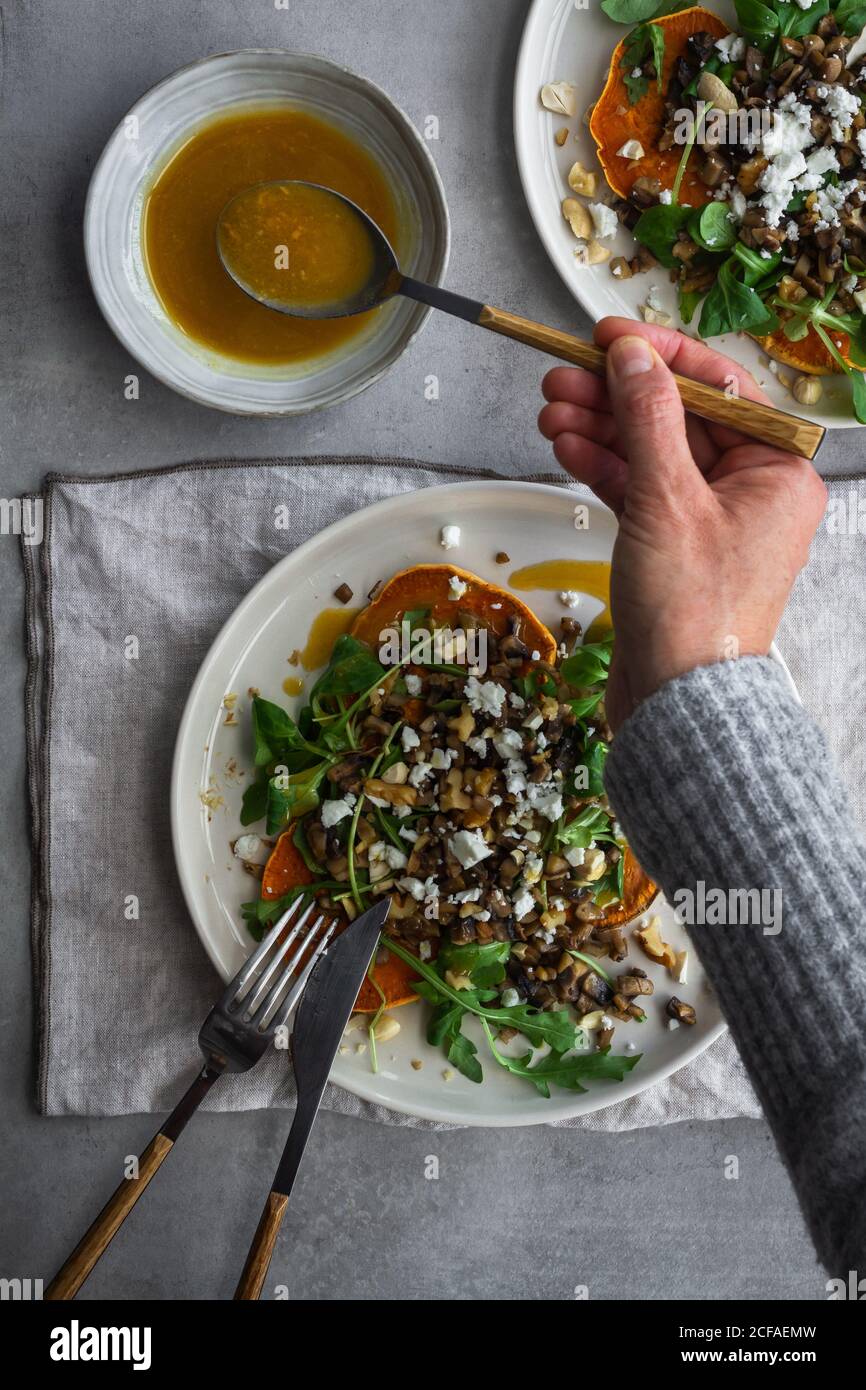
[228,897,336,1035]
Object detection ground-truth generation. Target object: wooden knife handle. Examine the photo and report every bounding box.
[478,305,825,461]
[44,1133,173,1300]
[234,1191,289,1301]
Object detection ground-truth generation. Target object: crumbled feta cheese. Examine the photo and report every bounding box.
[784,219,799,242]
[512,889,536,921]
[493,727,524,760]
[508,692,526,710]
[525,785,564,821]
[398,825,418,842]
[408,761,434,787]
[500,987,520,1008]
[448,828,493,868]
[439,524,460,550]
[451,887,482,904]
[564,845,586,867]
[466,735,488,756]
[714,33,745,62]
[667,1018,681,1031]
[320,795,357,828]
[430,746,456,771]
[233,834,270,865]
[448,574,467,600]
[523,852,544,885]
[645,283,663,311]
[398,874,439,902]
[419,940,432,961]
[530,649,541,662]
[616,137,645,160]
[404,673,422,696]
[823,83,860,142]
[401,726,421,753]
[659,188,672,205]
[504,759,528,795]
[559,590,581,607]
[858,129,866,162]
[588,201,618,240]
[464,676,507,717]
[536,731,548,749]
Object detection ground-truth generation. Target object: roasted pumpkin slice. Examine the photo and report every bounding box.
[754,323,852,376]
[261,829,420,1011]
[597,847,657,928]
[590,7,730,208]
[351,564,558,665]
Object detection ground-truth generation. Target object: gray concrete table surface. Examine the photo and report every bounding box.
[0,0,832,1299]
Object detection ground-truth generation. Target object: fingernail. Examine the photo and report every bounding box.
[608,335,654,379]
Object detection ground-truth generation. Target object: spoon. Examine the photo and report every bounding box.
[217,180,824,460]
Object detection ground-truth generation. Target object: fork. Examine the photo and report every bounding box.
[44,896,335,1300]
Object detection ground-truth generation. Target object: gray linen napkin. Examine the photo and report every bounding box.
[21,460,866,1129]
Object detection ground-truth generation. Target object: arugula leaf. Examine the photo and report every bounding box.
[240,775,269,826]
[383,936,581,1052]
[582,739,608,797]
[502,1044,641,1098]
[428,1001,483,1083]
[633,204,692,268]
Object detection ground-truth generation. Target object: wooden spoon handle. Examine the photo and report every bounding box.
[479,305,825,461]
[44,1133,174,1300]
[234,1191,289,1300]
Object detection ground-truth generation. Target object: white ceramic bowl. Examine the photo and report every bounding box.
[84,50,450,415]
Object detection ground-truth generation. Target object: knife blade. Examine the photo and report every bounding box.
[234,897,392,1297]
[274,894,391,1198]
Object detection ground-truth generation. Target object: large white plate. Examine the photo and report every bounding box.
[171,481,791,1125]
[514,0,855,430]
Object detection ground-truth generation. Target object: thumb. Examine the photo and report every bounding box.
[605,335,696,489]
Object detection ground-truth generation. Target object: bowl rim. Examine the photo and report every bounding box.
[83,48,451,416]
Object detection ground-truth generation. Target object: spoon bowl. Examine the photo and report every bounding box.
[217,180,401,319]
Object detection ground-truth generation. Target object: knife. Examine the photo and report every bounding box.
[233,896,391,1300]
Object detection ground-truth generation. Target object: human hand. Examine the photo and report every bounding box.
[538,317,827,732]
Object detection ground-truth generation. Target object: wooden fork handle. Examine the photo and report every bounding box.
[44,1133,174,1300]
[44,1062,222,1300]
[234,1191,288,1300]
[478,305,825,461]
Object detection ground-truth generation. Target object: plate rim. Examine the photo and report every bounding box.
[171,477,800,1126]
[512,0,857,433]
[83,48,451,417]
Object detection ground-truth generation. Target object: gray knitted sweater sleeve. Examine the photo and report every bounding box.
[604,655,866,1276]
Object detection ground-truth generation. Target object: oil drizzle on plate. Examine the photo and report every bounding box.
[301,607,361,671]
[508,559,612,637]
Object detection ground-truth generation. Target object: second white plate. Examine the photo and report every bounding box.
[513,0,855,429]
